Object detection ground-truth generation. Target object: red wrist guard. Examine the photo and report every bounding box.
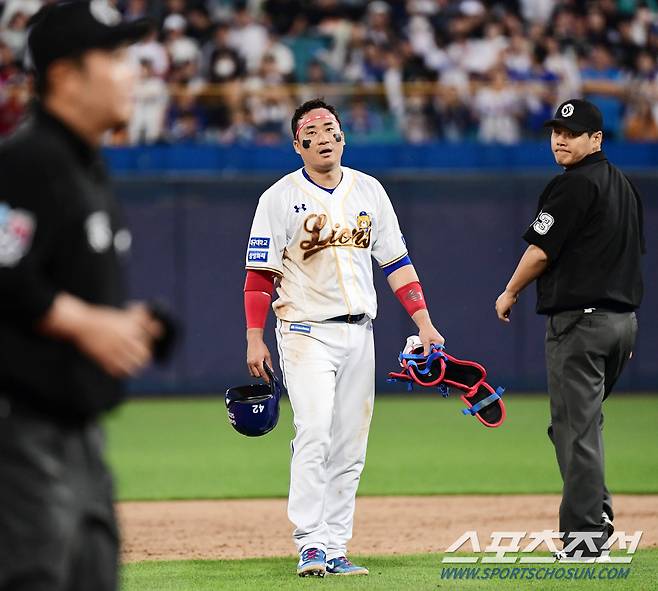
[395,281,427,317]
[244,270,275,329]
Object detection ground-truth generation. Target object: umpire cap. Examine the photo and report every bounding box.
[544,99,603,134]
[27,1,152,77]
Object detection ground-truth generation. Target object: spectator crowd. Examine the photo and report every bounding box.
[1,0,658,145]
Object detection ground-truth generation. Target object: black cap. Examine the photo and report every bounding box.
[544,99,603,134]
[27,1,153,76]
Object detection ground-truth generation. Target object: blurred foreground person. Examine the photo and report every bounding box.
[0,3,161,590]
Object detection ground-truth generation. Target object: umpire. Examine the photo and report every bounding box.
[0,3,159,590]
[495,99,645,558]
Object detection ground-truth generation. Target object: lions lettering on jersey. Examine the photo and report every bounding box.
[299,211,372,260]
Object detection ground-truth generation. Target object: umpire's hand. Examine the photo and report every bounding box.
[76,302,163,377]
[495,290,518,322]
[41,295,163,377]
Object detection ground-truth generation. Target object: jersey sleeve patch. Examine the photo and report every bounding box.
[247,236,273,264]
[531,212,555,235]
[0,203,36,267]
[247,250,269,262]
[248,236,271,249]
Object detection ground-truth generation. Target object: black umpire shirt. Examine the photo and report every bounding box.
[0,104,130,423]
[523,151,645,314]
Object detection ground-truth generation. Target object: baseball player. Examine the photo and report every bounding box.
[495,99,644,559]
[244,98,444,577]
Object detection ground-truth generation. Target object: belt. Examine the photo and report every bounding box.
[326,313,366,324]
[551,303,634,315]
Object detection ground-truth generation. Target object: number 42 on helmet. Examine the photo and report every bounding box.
[225,364,284,437]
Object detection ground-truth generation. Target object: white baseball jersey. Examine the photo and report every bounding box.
[245,166,407,321]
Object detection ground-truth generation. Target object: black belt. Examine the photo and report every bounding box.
[548,302,635,315]
[326,313,366,324]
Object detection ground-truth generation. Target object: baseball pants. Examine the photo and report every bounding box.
[276,316,375,559]
[0,400,119,591]
[545,309,637,552]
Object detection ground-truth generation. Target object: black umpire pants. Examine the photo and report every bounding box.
[0,399,118,591]
[545,309,637,553]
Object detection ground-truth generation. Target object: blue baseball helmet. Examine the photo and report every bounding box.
[225,364,282,437]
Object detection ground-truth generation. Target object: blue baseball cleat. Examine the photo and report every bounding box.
[326,556,369,576]
[296,548,326,577]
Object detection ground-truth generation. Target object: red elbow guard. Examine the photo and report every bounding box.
[244,270,275,329]
[244,270,275,295]
[395,281,427,317]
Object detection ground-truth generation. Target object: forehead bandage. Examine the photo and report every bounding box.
[295,112,340,141]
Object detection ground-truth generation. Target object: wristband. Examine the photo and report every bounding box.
[395,281,427,317]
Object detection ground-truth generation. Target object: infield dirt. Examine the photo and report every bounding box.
[119,494,657,562]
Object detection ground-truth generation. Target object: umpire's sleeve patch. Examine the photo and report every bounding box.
[0,203,36,267]
[531,212,554,235]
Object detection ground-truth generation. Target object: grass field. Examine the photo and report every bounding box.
[105,394,658,500]
[107,394,657,590]
[121,550,658,591]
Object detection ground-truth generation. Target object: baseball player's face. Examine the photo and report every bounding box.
[294,109,345,171]
[551,126,602,167]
